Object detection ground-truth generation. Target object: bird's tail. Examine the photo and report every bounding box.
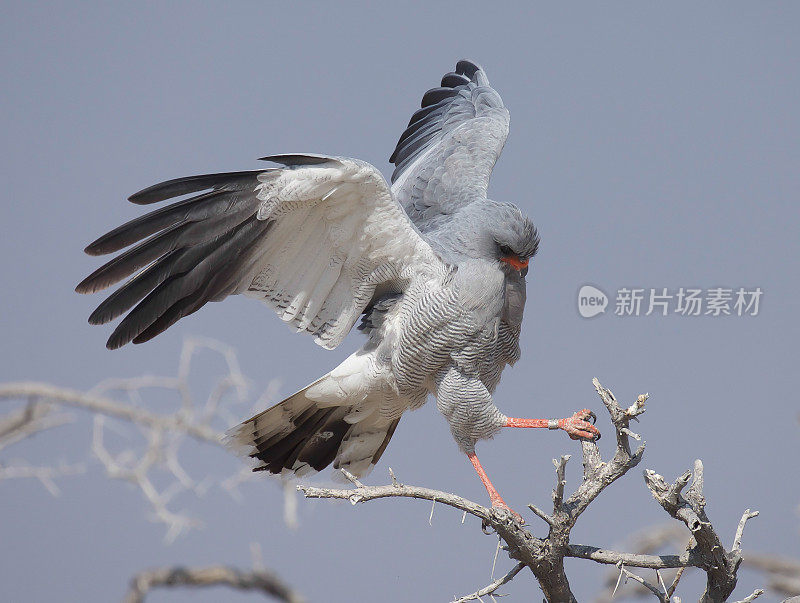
[226,377,400,478]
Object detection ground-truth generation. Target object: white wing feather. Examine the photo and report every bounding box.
[245,157,447,349]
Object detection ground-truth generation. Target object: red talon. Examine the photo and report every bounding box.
[505,408,601,441]
[558,408,601,440]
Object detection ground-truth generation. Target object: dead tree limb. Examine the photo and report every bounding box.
[644,462,759,602]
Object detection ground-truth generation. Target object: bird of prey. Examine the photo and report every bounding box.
[77,60,599,515]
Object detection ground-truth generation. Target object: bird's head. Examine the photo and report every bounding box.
[485,202,540,278]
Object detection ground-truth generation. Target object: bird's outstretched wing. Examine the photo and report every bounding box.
[77,155,446,350]
[390,60,510,231]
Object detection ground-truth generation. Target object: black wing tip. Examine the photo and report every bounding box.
[128,185,170,205]
[126,176,192,204]
[440,72,471,88]
[87,313,106,326]
[258,153,338,166]
[127,170,263,205]
[84,237,114,257]
[104,321,156,349]
[420,87,458,108]
[105,338,125,351]
[389,59,488,171]
[455,59,483,79]
[75,273,103,295]
[105,321,138,349]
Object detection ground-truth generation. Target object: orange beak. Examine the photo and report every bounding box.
[501,255,529,271]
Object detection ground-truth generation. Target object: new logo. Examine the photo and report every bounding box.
[578,285,608,318]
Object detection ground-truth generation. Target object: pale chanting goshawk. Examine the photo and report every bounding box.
[78,60,599,515]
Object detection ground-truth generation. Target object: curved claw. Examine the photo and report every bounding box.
[559,409,602,441]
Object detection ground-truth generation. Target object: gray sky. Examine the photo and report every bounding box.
[2,2,798,601]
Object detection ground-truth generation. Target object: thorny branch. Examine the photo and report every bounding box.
[299,379,772,602]
[451,561,525,602]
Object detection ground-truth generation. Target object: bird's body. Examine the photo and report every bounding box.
[79,60,597,513]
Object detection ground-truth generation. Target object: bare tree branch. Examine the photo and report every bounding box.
[731,589,765,603]
[0,400,74,452]
[566,544,692,569]
[644,461,759,602]
[0,382,220,445]
[124,565,305,603]
[0,460,84,495]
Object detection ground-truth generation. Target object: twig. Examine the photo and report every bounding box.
[339,468,364,488]
[733,509,759,552]
[732,589,764,603]
[0,461,84,496]
[0,382,220,445]
[552,454,570,510]
[0,401,73,452]
[527,502,554,526]
[614,562,668,602]
[452,562,525,603]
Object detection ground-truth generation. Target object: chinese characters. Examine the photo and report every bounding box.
[613,287,762,317]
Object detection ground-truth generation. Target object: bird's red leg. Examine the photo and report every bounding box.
[467,452,522,521]
[505,408,601,440]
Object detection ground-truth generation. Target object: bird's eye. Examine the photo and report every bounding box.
[498,244,513,257]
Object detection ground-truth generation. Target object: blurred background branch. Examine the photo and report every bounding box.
[0,337,284,540]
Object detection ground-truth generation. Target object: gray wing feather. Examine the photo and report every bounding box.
[77,173,270,348]
[390,60,510,231]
